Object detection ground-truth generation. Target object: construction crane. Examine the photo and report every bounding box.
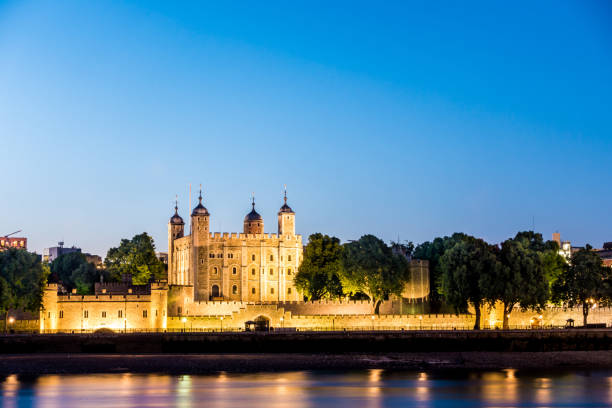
[2,230,21,238]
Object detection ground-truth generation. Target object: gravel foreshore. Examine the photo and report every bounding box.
[2,351,612,375]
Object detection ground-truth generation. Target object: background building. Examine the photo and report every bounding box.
[0,230,27,251]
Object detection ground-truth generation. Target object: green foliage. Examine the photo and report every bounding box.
[50,252,102,294]
[413,233,467,312]
[294,233,344,300]
[0,249,49,332]
[439,235,499,329]
[341,235,410,314]
[484,231,550,328]
[552,245,609,326]
[104,233,164,284]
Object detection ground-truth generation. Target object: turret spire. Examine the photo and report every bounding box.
[251,192,255,210]
[175,194,178,214]
[198,183,203,204]
[283,184,287,205]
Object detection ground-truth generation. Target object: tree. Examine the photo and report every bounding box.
[413,233,468,313]
[484,235,549,329]
[439,236,499,330]
[341,235,410,314]
[104,233,164,284]
[294,233,344,300]
[552,245,609,326]
[0,249,48,333]
[50,252,102,294]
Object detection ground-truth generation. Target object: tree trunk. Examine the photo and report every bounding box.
[583,301,589,327]
[503,304,510,330]
[374,299,382,315]
[473,303,481,330]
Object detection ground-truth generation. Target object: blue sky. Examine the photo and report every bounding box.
[1,1,611,256]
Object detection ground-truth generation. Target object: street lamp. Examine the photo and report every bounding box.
[182,317,187,332]
[220,316,224,332]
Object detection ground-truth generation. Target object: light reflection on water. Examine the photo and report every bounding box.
[3,369,612,408]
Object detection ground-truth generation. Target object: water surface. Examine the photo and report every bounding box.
[3,369,612,407]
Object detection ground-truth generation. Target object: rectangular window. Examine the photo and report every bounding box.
[288,255,292,261]
[217,253,223,258]
[270,255,274,261]
[155,309,158,317]
[178,307,182,314]
[84,310,88,319]
[271,288,274,294]
[288,288,292,294]
[287,268,292,275]
[209,253,214,258]
[270,269,273,275]
[48,312,50,318]
[102,311,107,318]
[143,310,148,318]
[251,288,256,294]
[59,310,64,319]
[118,310,123,318]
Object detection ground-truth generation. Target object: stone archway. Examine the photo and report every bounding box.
[254,315,270,331]
[211,285,220,298]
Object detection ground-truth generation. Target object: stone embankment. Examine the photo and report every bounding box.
[2,329,612,354]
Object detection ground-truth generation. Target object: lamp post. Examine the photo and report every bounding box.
[220,316,224,332]
[371,315,375,331]
[8,316,15,334]
[182,317,187,332]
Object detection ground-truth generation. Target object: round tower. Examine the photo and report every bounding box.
[244,196,264,234]
[278,188,295,236]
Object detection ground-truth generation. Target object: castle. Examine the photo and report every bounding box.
[168,188,303,303]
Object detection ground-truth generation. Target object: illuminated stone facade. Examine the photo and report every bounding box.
[168,190,302,302]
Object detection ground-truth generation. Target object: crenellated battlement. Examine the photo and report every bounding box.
[207,232,302,242]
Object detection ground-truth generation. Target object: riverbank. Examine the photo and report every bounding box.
[2,351,612,374]
[3,329,612,354]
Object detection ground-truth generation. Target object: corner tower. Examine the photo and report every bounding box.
[278,188,295,236]
[168,198,184,283]
[191,186,210,292]
[244,196,264,234]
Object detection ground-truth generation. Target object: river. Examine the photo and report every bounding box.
[3,369,612,407]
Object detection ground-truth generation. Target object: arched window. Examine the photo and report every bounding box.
[252,254,256,261]
[211,285,220,297]
[251,268,256,275]
[213,267,218,275]
[232,285,237,295]
[232,267,237,275]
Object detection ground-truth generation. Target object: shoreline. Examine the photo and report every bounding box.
[2,351,612,375]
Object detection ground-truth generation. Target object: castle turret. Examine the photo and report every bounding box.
[168,198,184,285]
[191,186,210,291]
[278,188,295,236]
[244,196,264,234]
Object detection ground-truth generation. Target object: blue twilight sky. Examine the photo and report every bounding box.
[1,1,611,256]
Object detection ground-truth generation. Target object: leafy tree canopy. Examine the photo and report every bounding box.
[50,252,103,294]
[294,233,344,301]
[0,249,49,332]
[341,234,409,314]
[439,235,499,329]
[104,233,164,284]
[552,245,609,326]
[483,232,550,329]
[413,233,468,312]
